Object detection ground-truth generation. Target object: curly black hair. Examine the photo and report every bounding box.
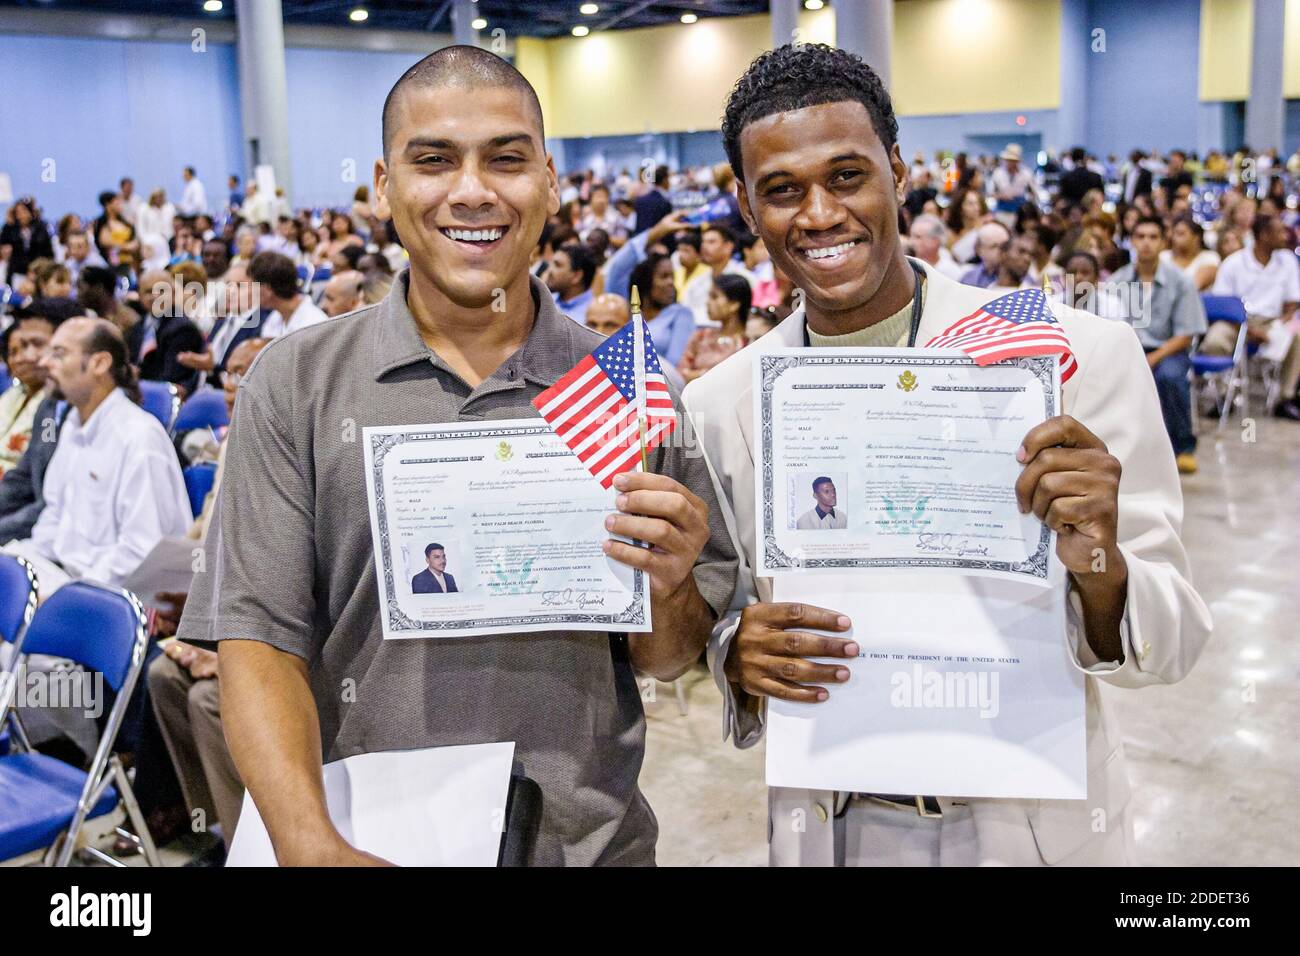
[721,43,898,182]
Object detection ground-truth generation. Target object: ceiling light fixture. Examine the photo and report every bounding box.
[681,13,698,23]
[580,3,599,14]
[805,0,824,9]
[203,0,223,11]
[349,8,368,22]
[572,25,590,37]
[471,17,487,29]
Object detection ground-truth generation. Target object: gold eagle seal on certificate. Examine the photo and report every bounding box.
[896,370,919,392]
[495,441,513,461]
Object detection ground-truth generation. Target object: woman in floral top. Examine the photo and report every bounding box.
[0,312,56,476]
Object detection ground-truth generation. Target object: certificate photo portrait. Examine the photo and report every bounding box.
[410,541,458,594]
[791,473,848,531]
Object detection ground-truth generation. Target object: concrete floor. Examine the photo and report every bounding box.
[639,414,1300,866]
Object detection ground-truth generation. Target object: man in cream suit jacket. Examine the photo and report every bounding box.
[682,43,1213,866]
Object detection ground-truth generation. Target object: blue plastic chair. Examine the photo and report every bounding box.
[0,555,38,759]
[0,364,11,395]
[138,380,181,435]
[173,387,230,434]
[184,461,219,520]
[1193,295,1248,430]
[296,263,312,292]
[0,581,156,866]
[0,285,31,315]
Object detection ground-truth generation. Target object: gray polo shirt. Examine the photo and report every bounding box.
[1108,259,1207,350]
[177,270,738,866]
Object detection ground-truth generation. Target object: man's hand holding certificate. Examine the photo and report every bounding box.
[756,349,1058,582]
[745,347,1127,798]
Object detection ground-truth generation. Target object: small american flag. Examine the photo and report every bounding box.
[925,288,1077,383]
[532,320,676,488]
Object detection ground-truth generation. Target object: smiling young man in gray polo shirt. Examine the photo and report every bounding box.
[177,46,737,866]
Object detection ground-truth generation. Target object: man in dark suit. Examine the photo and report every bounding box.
[0,392,68,542]
[1059,147,1105,205]
[411,542,457,594]
[1124,149,1153,204]
[129,269,207,394]
[176,261,267,389]
[633,165,674,236]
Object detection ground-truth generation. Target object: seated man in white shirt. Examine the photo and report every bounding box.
[1205,215,1300,419]
[6,317,193,761]
[249,251,330,339]
[10,317,192,591]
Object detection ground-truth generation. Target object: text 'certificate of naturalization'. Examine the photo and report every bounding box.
[755,349,1058,583]
[363,419,650,639]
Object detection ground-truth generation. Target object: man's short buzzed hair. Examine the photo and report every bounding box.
[813,476,834,492]
[424,542,445,557]
[382,44,545,158]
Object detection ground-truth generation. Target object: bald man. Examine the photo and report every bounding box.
[585,291,630,337]
[321,269,365,318]
[128,268,206,390]
[585,292,687,390]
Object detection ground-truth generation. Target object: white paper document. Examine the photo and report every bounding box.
[765,572,1086,799]
[754,349,1058,584]
[120,536,198,608]
[362,419,650,639]
[226,741,517,867]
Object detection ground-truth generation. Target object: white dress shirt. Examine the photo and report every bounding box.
[261,297,330,339]
[136,202,176,240]
[1210,248,1300,319]
[181,177,209,216]
[28,388,191,587]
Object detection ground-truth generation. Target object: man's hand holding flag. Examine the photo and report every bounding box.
[533,289,711,602]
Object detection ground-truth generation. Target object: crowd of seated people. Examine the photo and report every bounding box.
[0,141,1296,862]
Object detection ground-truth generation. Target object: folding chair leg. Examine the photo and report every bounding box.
[7,710,33,753]
[113,757,161,867]
[1220,372,1237,430]
[673,677,689,716]
[53,793,96,868]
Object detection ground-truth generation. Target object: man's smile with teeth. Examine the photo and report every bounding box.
[442,226,507,242]
[803,239,863,260]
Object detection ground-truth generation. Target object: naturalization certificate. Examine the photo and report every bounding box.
[362,419,651,639]
[755,349,1058,584]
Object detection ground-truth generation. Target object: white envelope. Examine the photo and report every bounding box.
[766,571,1085,799]
[226,741,517,866]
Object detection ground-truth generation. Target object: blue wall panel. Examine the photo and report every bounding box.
[282,45,427,209]
[0,33,243,220]
[1085,0,1202,157]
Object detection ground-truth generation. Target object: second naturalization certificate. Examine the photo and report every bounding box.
[756,348,1059,583]
[362,419,650,639]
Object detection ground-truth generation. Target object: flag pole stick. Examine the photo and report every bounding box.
[631,286,649,472]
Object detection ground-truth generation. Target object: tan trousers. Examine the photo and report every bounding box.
[1201,316,1300,397]
[147,654,243,847]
